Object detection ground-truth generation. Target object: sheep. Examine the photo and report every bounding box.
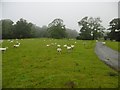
[74,42,77,44]
[0,47,8,53]
[63,44,67,48]
[57,44,61,47]
[14,44,20,48]
[18,43,20,45]
[102,42,106,45]
[8,40,10,42]
[67,46,72,52]
[71,45,74,49]
[46,44,50,47]
[57,48,62,52]
[10,40,13,43]
[0,48,7,51]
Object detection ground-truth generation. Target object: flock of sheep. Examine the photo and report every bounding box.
[0,39,106,53]
[46,42,76,53]
[0,39,22,52]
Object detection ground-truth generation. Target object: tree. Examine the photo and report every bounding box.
[14,18,33,39]
[107,18,120,41]
[47,18,67,39]
[2,19,14,39]
[77,16,105,40]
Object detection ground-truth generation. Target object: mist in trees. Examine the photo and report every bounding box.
[66,28,79,38]
[77,16,105,40]
[1,18,78,39]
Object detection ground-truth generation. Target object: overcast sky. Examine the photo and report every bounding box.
[1,1,118,31]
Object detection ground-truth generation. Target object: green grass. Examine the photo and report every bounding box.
[105,41,120,52]
[2,38,118,88]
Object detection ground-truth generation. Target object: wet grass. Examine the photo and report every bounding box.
[2,38,118,88]
[106,41,120,52]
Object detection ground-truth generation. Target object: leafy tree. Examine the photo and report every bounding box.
[107,18,120,41]
[77,16,105,40]
[2,19,14,39]
[14,18,33,39]
[47,18,67,39]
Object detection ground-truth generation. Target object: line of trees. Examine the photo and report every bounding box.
[1,17,120,41]
[1,18,78,39]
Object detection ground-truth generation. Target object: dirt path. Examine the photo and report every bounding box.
[95,42,120,71]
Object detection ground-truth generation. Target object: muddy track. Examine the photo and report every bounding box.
[95,42,120,71]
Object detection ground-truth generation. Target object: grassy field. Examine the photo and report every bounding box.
[106,41,120,52]
[2,38,118,88]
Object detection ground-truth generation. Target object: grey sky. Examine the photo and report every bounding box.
[1,2,118,31]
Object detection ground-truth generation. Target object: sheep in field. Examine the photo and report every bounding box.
[57,45,61,47]
[67,46,72,52]
[102,42,106,45]
[14,45,20,48]
[63,44,67,48]
[57,48,62,52]
[46,44,50,47]
[0,47,8,52]
[71,45,74,49]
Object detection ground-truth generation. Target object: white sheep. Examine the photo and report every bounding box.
[102,42,106,45]
[75,42,77,44]
[10,40,13,43]
[0,48,7,51]
[67,46,72,51]
[46,44,50,47]
[71,45,74,49]
[57,48,62,52]
[14,44,20,48]
[57,45,61,47]
[63,44,67,48]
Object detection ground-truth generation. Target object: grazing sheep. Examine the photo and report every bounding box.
[102,42,106,45]
[8,40,10,42]
[71,45,74,49]
[57,45,61,47]
[46,44,50,47]
[67,46,72,50]
[0,47,8,52]
[57,48,62,52]
[0,48,7,51]
[14,44,20,48]
[74,42,77,44]
[10,40,13,43]
[63,44,67,48]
